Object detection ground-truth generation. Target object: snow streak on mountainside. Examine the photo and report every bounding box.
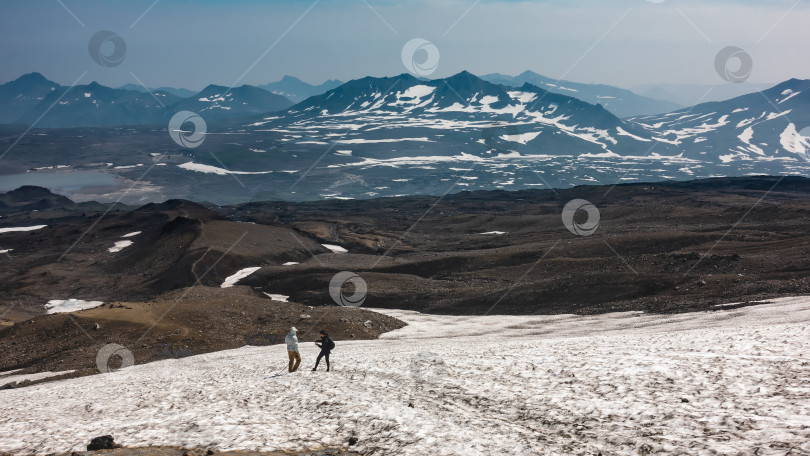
[627,79,810,175]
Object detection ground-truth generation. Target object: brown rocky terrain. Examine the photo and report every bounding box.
[2,176,810,386]
[0,286,403,388]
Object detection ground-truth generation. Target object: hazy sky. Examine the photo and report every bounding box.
[0,0,807,90]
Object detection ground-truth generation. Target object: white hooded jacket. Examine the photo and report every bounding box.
[285,329,299,352]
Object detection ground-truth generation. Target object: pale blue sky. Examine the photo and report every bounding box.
[0,0,806,90]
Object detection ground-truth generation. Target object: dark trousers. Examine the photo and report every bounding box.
[314,350,330,370]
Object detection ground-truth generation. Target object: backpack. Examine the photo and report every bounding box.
[327,337,336,350]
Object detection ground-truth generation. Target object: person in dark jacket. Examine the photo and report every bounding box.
[312,330,333,372]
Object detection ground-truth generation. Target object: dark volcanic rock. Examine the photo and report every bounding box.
[87,435,121,451]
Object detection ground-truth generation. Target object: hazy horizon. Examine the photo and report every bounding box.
[1,0,806,92]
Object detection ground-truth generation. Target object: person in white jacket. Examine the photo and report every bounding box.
[285,327,301,373]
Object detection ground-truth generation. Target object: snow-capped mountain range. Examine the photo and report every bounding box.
[1,71,808,202]
[189,71,805,200]
[245,71,809,169]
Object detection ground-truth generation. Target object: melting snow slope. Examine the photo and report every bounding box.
[0,298,808,455]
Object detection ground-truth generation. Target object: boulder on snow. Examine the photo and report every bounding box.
[86,435,120,451]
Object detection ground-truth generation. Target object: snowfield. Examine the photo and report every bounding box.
[1,297,809,455]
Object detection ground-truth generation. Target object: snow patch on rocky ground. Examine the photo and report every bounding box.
[108,240,133,253]
[321,244,348,253]
[44,299,104,314]
[220,267,262,288]
[0,225,47,234]
[0,297,809,455]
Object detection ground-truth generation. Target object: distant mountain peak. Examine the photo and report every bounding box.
[280,75,305,83]
[15,72,51,84]
[200,84,228,92]
[517,70,541,78]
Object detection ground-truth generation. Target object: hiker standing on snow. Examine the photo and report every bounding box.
[312,329,334,372]
[286,327,301,373]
